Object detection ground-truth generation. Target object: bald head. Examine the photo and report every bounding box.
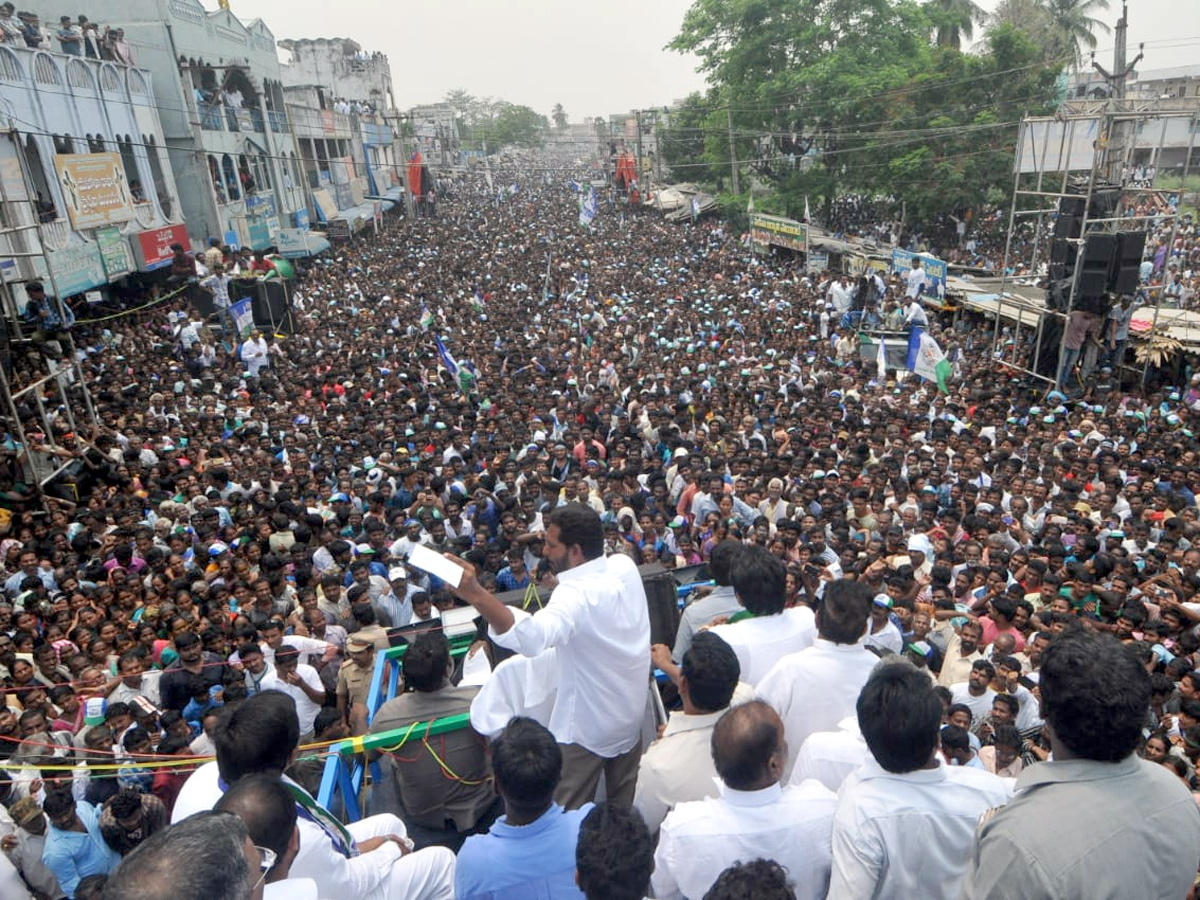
[711,700,786,792]
[992,632,1016,657]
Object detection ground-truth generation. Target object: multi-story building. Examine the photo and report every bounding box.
[278,36,404,227]
[409,103,459,169]
[0,38,184,300]
[87,0,308,251]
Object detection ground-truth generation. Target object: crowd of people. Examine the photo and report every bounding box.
[3,163,1200,899]
[0,4,134,65]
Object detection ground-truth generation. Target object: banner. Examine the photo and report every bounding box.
[906,327,952,393]
[892,249,947,301]
[95,226,131,279]
[749,213,806,253]
[230,297,254,340]
[53,153,135,229]
[46,242,107,297]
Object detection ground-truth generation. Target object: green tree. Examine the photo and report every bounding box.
[482,103,549,150]
[926,0,985,48]
[1040,0,1110,69]
[552,103,569,131]
[667,0,1061,227]
[988,0,1057,60]
[660,92,727,186]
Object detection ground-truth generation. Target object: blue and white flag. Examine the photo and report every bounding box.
[690,196,701,221]
[568,180,582,193]
[230,298,254,339]
[434,334,458,379]
[579,186,598,228]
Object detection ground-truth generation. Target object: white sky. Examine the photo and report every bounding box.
[230,0,1199,119]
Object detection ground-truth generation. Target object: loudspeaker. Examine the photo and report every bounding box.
[1055,197,1086,239]
[1116,231,1147,263]
[250,280,296,335]
[1082,234,1117,265]
[1049,239,1077,282]
[1112,264,1141,294]
[1089,186,1121,221]
[642,564,683,647]
[1075,292,1112,315]
[1077,270,1110,298]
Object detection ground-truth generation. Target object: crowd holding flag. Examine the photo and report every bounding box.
[230,298,254,340]
[906,326,952,393]
[579,185,598,228]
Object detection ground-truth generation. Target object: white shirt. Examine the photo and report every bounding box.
[828,758,1010,900]
[469,649,559,739]
[490,552,650,757]
[633,681,755,835]
[171,762,409,900]
[261,664,325,735]
[905,266,927,299]
[709,606,817,686]
[789,717,871,793]
[950,683,997,725]
[652,779,837,900]
[865,619,904,655]
[756,638,878,775]
[108,669,163,706]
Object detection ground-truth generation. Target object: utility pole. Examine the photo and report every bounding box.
[726,106,740,195]
[1092,1,1143,184]
[635,109,644,193]
[390,111,415,219]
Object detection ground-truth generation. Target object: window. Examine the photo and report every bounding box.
[67,60,93,90]
[52,134,75,155]
[116,135,143,202]
[208,154,227,204]
[86,135,106,153]
[22,135,55,219]
[100,64,122,93]
[254,153,272,191]
[127,69,148,95]
[144,135,172,218]
[238,153,254,195]
[32,54,62,86]
[222,154,240,201]
[0,48,20,82]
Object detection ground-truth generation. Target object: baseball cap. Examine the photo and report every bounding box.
[387,567,408,582]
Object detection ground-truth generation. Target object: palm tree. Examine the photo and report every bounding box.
[1040,0,1111,69]
[552,103,569,131]
[927,0,986,48]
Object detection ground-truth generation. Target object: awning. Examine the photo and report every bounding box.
[332,201,380,233]
[364,196,397,212]
[384,187,403,203]
[277,230,332,259]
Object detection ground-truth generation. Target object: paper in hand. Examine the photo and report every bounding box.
[408,544,464,588]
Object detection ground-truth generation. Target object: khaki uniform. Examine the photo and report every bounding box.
[335,659,373,708]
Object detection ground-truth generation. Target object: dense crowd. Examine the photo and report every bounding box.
[3,164,1200,900]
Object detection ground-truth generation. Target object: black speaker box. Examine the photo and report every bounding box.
[1082,234,1117,265]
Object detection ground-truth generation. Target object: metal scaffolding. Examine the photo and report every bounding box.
[989,98,1200,388]
[0,129,100,504]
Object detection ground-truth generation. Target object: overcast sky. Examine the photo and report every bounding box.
[233,0,1198,119]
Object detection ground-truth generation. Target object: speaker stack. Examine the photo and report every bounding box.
[1048,182,1146,315]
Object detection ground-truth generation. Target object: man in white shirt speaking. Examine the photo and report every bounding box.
[828,661,1009,900]
[652,700,836,900]
[445,503,650,808]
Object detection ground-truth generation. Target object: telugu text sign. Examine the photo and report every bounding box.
[749,213,807,253]
[52,153,135,229]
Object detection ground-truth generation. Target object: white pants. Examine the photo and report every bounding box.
[349,814,456,900]
[0,853,33,900]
